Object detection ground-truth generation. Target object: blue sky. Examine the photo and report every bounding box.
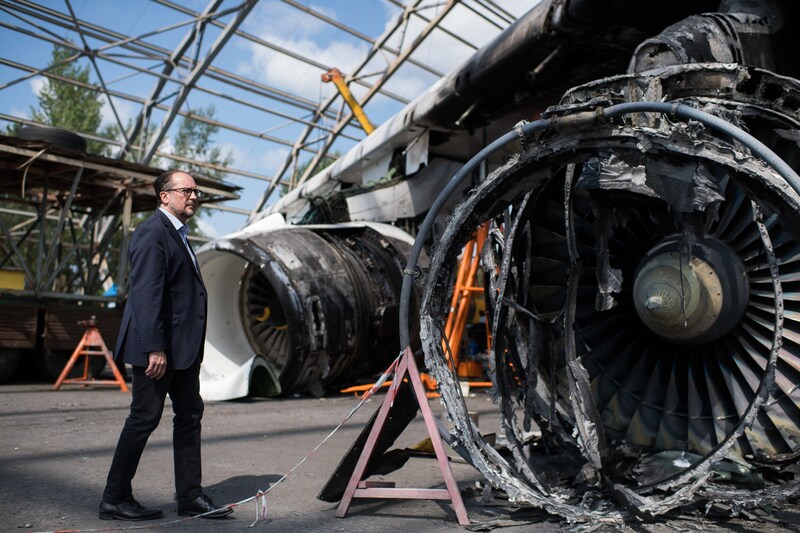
[0,1,534,237]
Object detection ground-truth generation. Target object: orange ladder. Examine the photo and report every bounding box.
[441,222,492,382]
[341,223,493,397]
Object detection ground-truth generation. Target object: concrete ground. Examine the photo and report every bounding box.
[2,380,800,533]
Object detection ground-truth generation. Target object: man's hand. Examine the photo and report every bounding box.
[146,351,167,380]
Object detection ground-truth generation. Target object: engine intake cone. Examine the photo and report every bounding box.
[633,237,749,345]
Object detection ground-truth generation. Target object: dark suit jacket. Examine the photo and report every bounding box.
[114,210,207,370]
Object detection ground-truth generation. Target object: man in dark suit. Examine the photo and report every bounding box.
[99,170,232,521]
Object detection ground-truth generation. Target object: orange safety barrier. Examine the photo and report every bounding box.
[53,316,128,392]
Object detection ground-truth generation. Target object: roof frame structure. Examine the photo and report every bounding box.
[118,0,225,160]
[0,0,529,229]
[140,0,259,164]
[156,0,416,104]
[0,1,350,120]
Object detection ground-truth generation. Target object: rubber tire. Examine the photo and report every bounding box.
[0,349,21,384]
[17,126,87,152]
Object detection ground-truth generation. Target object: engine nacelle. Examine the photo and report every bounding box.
[197,215,415,400]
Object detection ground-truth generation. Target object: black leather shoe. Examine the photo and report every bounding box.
[98,499,163,521]
[177,493,233,519]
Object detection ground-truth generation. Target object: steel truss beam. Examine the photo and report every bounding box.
[0,50,358,152]
[263,0,461,207]
[141,0,258,163]
[156,0,415,104]
[0,183,121,299]
[252,0,435,215]
[119,0,225,159]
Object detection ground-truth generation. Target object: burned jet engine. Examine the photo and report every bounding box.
[201,0,729,404]
[416,1,800,522]
[198,218,415,399]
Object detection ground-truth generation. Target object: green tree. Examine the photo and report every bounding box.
[28,46,110,155]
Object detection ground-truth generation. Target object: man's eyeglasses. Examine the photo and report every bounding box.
[165,187,204,198]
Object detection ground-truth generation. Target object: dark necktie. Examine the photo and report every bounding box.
[179,226,199,272]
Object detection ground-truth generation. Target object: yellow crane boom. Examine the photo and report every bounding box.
[321,68,375,134]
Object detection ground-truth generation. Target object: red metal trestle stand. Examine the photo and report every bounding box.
[52,316,128,392]
[336,346,470,526]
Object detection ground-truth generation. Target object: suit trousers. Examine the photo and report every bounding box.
[102,357,204,504]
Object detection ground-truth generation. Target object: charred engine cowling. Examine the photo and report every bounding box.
[199,223,414,398]
[418,6,800,522]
